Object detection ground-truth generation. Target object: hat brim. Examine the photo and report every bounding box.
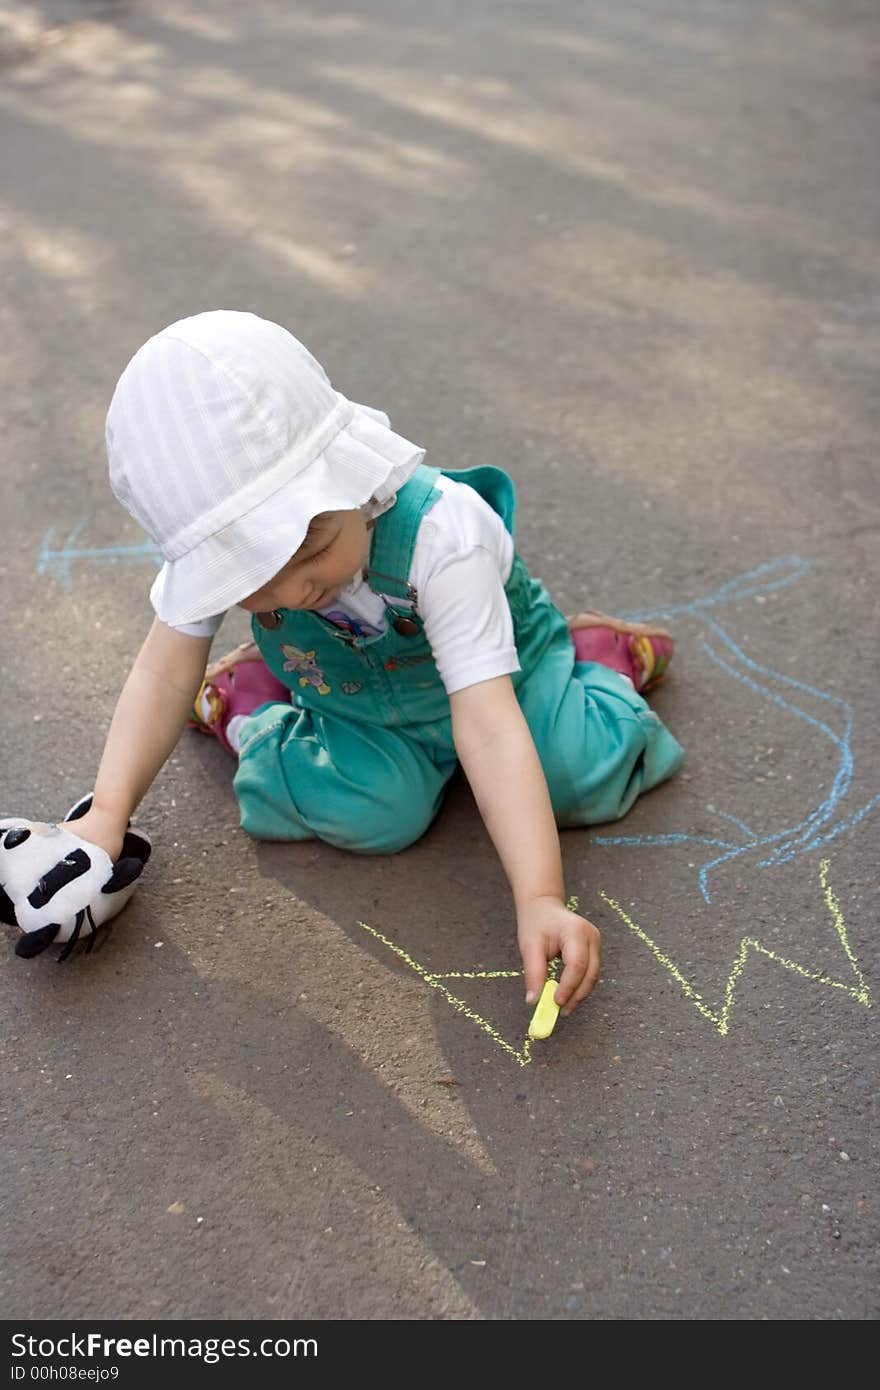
[149,401,425,628]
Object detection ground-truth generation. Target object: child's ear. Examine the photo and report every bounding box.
[15,923,61,958]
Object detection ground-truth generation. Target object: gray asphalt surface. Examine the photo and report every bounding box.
[1,0,878,1321]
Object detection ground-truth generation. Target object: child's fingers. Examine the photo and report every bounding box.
[205,641,260,680]
[521,938,551,1004]
[206,652,249,679]
[560,946,601,1016]
[554,944,590,1009]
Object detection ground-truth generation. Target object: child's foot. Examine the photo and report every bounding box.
[189,659,290,756]
[568,611,674,694]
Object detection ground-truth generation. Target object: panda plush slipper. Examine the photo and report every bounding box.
[0,793,151,961]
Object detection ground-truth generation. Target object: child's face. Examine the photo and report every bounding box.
[238,508,372,614]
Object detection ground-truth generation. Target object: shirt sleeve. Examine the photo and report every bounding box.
[168,611,226,638]
[419,545,520,696]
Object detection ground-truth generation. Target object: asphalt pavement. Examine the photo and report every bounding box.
[1,0,878,1320]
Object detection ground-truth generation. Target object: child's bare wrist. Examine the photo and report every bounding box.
[70,803,129,859]
[515,889,565,913]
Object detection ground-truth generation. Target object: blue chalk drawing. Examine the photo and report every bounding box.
[597,557,879,903]
[38,523,162,584]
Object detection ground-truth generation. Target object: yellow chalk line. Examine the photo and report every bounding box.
[819,858,871,1005]
[356,898,581,1065]
[358,877,868,1059]
[600,858,871,1036]
[431,970,521,980]
[357,922,533,1067]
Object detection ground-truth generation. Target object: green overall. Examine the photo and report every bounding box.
[233,464,684,852]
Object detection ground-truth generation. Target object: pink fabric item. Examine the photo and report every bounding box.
[572,625,673,694]
[572,625,633,679]
[191,660,290,756]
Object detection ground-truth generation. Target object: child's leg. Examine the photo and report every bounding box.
[516,620,684,826]
[232,702,459,854]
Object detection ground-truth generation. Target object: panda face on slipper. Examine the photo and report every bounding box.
[0,796,151,961]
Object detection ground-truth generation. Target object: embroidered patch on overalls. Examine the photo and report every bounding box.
[341,681,363,695]
[281,643,331,695]
[322,610,383,639]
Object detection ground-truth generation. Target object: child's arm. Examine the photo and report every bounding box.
[450,675,601,1017]
[65,619,213,859]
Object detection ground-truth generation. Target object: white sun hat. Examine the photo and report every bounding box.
[106,310,426,627]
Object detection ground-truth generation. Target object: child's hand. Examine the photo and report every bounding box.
[517,896,602,1017]
[205,640,261,681]
[2,796,151,959]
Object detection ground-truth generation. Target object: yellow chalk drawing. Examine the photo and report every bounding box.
[599,859,871,1037]
[357,921,533,1066]
[357,905,577,1067]
[357,870,869,1063]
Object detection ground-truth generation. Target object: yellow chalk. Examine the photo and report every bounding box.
[528,978,560,1040]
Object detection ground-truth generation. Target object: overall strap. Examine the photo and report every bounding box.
[438,464,517,536]
[364,464,443,601]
